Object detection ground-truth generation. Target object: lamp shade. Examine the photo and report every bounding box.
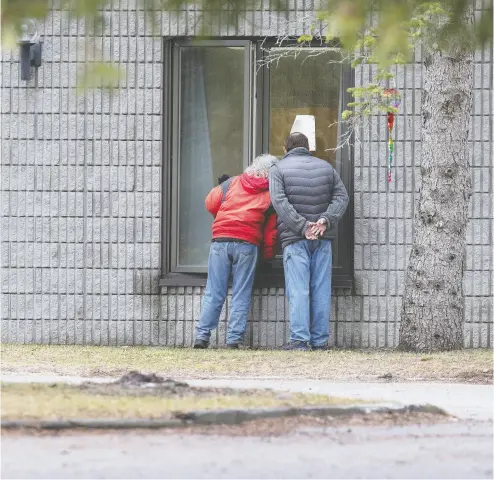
[291,115,316,151]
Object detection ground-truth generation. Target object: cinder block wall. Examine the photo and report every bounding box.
[1,2,492,348]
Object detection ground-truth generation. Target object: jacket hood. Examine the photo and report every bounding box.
[239,172,269,194]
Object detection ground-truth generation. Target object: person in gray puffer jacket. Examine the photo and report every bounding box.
[269,132,349,351]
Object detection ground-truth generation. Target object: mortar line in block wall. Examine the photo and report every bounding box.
[258,292,261,348]
[135,8,141,342]
[51,9,61,346]
[12,318,492,325]
[74,17,80,344]
[192,288,195,348]
[283,292,288,346]
[42,28,51,345]
[266,290,270,348]
[358,62,366,348]
[485,33,493,341]
[397,61,407,347]
[118,0,125,345]
[481,28,492,345]
[108,0,116,347]
[14,28,21,342]
[6,35,14,342]
[174,288,178,346]
[165,288,170,346]
[5,134,491,143]
[4,31,11,340]
[127,0,134,346]
[477,44,483,346]
[129,0,135,345]
[83,14,92,346]
[141,11,147,343]
[92,19,99,345]
[469,54,477,348]
[350,274,356,348]
[276,289,279,348]
[15,212,492,220]
[157,18,163,346]
[259,290,264,348]
[23,39,34,342]
[149,15,157,346]
[382,64,392,348]
[118,34,128,343]
[340,293,346,347]
[3,288,488,299]
[408,50,418,348]
[28,30,38,343]
[371,63,381,348]
[6,62,13,341]
[60,10,68,345]
[388,69,395,344]
[19,37,28,341]
[488,24,494,347]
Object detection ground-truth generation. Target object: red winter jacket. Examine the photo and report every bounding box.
[205,173,277,260]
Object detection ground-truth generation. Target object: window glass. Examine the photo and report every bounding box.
[268,49,342,166]
[177,46,246,269]
[266,49,344,267]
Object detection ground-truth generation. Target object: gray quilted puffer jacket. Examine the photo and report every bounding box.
[269,147,349,249]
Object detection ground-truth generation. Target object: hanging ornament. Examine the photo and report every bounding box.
[383,88,401,183]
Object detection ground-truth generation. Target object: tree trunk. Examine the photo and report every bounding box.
[399,25,474,352]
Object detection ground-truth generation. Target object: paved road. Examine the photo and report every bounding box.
[2,421,492,479]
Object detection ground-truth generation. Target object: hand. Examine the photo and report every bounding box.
[310,218,328,238]
[304,222,318,240]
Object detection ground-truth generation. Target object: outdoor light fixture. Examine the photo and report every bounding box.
[17,19,42,81]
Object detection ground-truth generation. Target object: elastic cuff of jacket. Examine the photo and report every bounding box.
[321,214,333,225]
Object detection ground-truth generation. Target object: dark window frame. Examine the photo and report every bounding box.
[169,39,252,273]
[160,37,354,289]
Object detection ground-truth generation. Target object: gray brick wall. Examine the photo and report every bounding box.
[1,2,492,348]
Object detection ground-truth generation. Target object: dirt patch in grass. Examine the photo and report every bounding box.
[175,410,453,437]
[2,411,453,439]
[1,345,492,384]
[454,370,493,384]
[1,373,357,421]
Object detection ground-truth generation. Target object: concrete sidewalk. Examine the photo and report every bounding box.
[2,372,492,420]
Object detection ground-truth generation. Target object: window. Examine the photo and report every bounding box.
[161,39,354,287]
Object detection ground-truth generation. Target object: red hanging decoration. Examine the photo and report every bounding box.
[387,112,394,130]
[383,88,401,183]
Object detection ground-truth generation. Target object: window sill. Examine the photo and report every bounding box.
[159,272,353,289]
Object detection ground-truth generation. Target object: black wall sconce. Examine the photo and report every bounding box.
[18,19,42,81]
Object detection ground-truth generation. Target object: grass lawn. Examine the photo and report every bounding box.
[1,344,492,383]
[0,382,355,421]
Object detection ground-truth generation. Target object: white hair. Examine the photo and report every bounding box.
[245,154,278,177]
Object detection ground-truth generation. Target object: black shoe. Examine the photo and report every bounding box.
[193,339,209,349]
[311,344,330,351]
[281,341,310,351]
[226,343,239,349]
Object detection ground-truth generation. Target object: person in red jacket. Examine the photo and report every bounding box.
[194,154,278,349]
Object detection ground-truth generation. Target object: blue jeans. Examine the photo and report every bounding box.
[196,241,258,345]
[283,239,332,346]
